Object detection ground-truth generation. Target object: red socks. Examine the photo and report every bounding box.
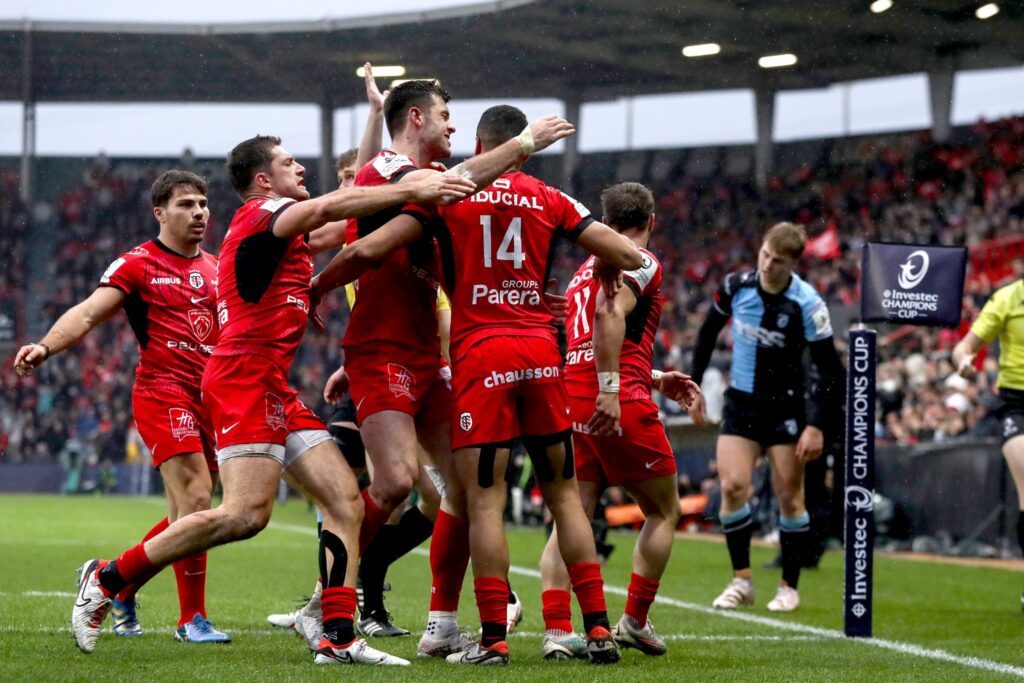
[173,552,208,627]
[624,572,660,627]
[429,509,470,612]
[322,586,357,624]
[566,562,607,616]
[474,576,509,646]
[114,543,159,589]
[542,589,573,633]
[358,489,393,554]
[116,517,170,602]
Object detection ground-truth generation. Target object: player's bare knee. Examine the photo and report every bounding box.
[226,506,272,540]
[720,476,749,504]
[176,484,212,516]
[372,470,416,509]
[325,486,363,527]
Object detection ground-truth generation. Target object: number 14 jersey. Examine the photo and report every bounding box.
[422,171,593,360]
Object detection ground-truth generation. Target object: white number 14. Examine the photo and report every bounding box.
[480,215,525,269]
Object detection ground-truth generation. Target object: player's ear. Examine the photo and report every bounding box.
[153,205,165,225]
[409,106,424,130]
[646,213,655,233]
[253,170,272,192]
[474,137,482,156]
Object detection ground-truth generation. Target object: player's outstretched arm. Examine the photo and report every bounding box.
[587,285,638,437]
[447,115,575,192]
[271,173,475,239]
[355,62,389,171]
[13,286,124,377]
[576,223,644,271]
[312,214,426,297]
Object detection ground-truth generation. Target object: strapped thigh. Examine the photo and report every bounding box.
[522,430,573,482]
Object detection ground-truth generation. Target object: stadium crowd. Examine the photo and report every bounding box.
[3,116,1024,466]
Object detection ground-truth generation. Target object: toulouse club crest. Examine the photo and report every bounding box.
[189,271,205,289]
[188,309,214,342]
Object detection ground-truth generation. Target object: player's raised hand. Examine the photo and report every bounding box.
[688,392,709,427]
[307,284,326,334]
[588,391,621,437]
[522,115,575,154]
[363,62,390,113]
[543,278,568,320]
[412,172,476,204]
[656,370,701,409]
[323,365,350,405]
[14,343,47,377]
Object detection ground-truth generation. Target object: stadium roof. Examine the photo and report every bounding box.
[2,0,1023,107]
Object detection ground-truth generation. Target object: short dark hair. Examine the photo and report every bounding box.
[383,80,451,138]
[335,148,358,172]
[601,182,654,231]
[150,170,207,208]
[227,135,281,194]
[476,105,528,150]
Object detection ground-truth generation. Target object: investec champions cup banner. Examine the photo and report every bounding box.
[860,243,967,327]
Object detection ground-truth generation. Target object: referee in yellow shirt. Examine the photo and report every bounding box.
[954,278,1024,610]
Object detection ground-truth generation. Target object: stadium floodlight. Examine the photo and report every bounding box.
[355,65,406,78]
[758,53,798,68]
[682,43,721,58]
[869,0,893,13]
[391,78,440,88]
[975,3,999,19]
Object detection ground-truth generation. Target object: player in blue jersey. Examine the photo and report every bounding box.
[689,222,844,613]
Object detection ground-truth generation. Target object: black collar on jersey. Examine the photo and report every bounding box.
[756,271,793,298]
[152,238,202,260]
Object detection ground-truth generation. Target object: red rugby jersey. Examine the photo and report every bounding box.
[563,249,664,401]
[422,171,593,361]
[98,239,218,390]
[213,196,313,365]
[342,150,442,356]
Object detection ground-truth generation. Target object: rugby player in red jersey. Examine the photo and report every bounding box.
[15,170,231,643]
[315,105,644,665]
[539,182,700,658]
[67,135,474,663]
[311,83,575,657]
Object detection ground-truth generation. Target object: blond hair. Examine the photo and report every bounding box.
[764,222,807,260]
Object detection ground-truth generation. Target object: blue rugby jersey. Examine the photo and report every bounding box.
[691,269,843,427]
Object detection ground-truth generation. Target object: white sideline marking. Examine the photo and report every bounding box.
[265,522,1024,677]
[36,519,1021,676]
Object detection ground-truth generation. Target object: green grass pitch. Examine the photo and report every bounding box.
[2,494,1024,681]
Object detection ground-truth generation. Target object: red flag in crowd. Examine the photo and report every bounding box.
[805,223,841,260]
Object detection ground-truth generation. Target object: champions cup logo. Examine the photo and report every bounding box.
[896,250,929,290]
[845,485,874,512]
[265,392,287,431]
[387,363,416,400]
[188,309,214,342]
[168,408,199,441]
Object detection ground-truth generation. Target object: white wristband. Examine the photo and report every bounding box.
[598,371,620,394]
[651,369,664,382]
[515,125,536,155]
